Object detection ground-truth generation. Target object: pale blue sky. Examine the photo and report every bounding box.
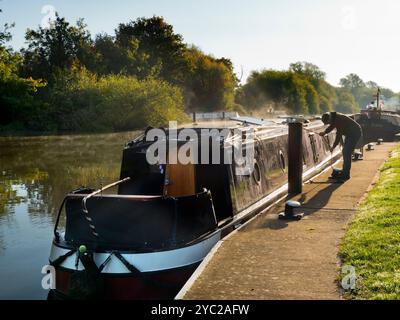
[1,0,399,91]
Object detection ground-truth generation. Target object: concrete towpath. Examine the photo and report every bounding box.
[179,143,397,300]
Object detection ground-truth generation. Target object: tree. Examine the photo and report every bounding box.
[339,74,369,109]
[339,73,365,90]
[335,88,358,113]
[380,87,395,99]
[289,61,326,81]
[21,14,93,81]
[184,47,236,111]
[238,70,311,114]
[366,81,378,89]
[304,81,320,114]
[0,23,13,46]
[0,6,14,47]
[0,12,46,128]
[316,81,337,113]
[290,61,331,114]
[91,33,126,75]
[116,16,189,84]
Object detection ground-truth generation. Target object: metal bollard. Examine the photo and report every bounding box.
[279,201,304,220]
[288,122,303,195]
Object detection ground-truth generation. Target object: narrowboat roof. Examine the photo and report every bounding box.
[126,118,326,148]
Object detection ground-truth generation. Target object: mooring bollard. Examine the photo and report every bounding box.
[279,200,304,220]
[377,138,383,145]
[279,121,304,221]
[288,121,303,195]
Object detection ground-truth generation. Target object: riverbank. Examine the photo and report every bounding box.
[178,143,397,300]
[339,145,400,300]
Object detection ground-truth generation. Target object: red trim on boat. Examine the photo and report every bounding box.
[53,263,199,300]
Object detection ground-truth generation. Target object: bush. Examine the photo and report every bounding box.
[48,69,188,132]
[0,48,46,129]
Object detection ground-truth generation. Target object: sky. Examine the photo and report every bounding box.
[1,0,399,91]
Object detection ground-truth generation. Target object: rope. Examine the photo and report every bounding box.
[113,252,141,275]
[50,249,76,267]
[98,252,114,273]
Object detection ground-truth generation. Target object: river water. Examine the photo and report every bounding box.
[0,131,140,299]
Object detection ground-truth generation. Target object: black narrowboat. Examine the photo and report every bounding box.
[354,89,400,143]
[49,118,341,299]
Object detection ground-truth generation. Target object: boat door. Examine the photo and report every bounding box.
[164,146,196,197]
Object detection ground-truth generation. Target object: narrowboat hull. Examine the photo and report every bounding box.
[355,111,400,143]
[49,232,221,300]
[49,120,342,300]
[51,264,200,300]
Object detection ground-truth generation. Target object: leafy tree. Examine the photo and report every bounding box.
[238,70,311,114]
[340,73,365,90]
[339,74,396,109]
[335,88,358,113]
[289,61,326,82]
[304,80,320,114]
[339,74,368,109]
[91,33,126,75]
[116,16,189,84]
[1,6,14,51]
[21,14,93,81]
[366,81,378,89]
[317,81,337,113]
[288,75,308,114]
[0,23,13,46]
[0,22,46,129]
[184,47,236,111]
[290,61,330,114]
[380,87,395,99]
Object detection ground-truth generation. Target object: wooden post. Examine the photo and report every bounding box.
[288,122,303,195]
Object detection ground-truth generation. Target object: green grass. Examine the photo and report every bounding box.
[339,146,400,300]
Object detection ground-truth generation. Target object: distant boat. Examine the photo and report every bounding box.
[49,116,341,300]
[354,88,400,143]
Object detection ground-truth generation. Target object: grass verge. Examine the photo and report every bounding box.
[339,146,400,299]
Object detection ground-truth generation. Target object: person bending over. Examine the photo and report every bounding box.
[319,112,362,181]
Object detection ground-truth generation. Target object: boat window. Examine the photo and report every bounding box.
[252,161,262,185]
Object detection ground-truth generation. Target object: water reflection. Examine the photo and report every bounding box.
[0,131,139,299]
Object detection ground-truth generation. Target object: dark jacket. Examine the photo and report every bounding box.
[324,112,362,149]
